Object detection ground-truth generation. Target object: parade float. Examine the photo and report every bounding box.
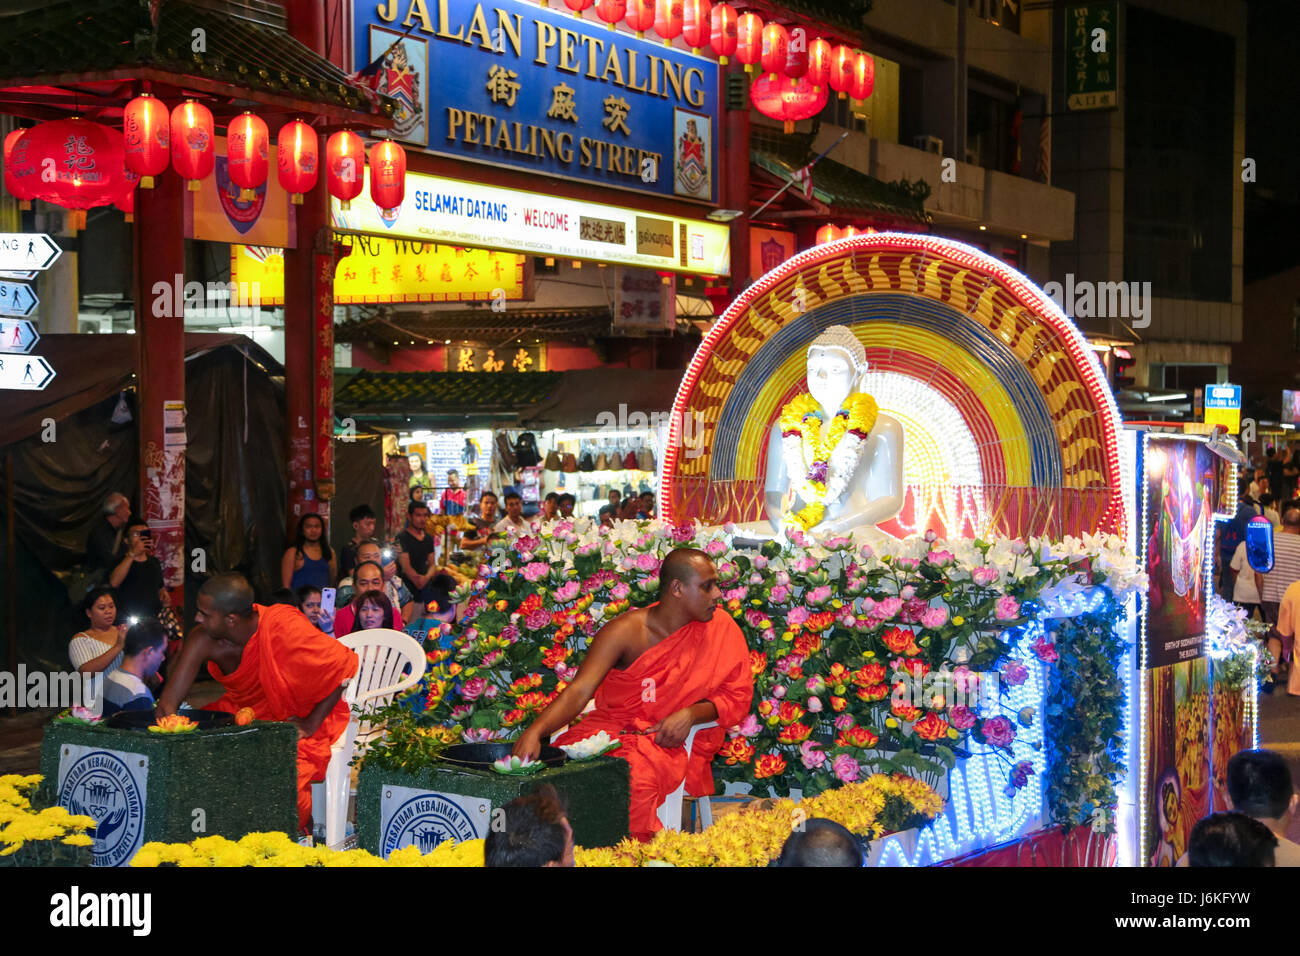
[17,233,1263,868]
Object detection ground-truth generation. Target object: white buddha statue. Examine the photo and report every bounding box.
[758,325,904,537]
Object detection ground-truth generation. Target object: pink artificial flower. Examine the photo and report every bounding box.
[670,523,696,544]
[1001,659,1030,686]
[461,728,495,743]
[738,714,762,738]
[460,677,487,702]
[824,535,853,550]
[753,555,770,570]
[761,628,777,643]
[553,581,581,603]
[769,585,792,604]
[705,539,728,558]
[611,582,631,601]
[920,606,949,629]
[775,571,791,587]
[635,553,661,573]
[772,684,787,699]
[524,608,552,631]
[900,585,916,600]
[925,549,955,567]
[875,597,904,620]
[924,529,938,543]
[520,562,551,583]
[800,741,827,769]
[805,675,826,695]
[1031,635,1059,663]
[971,566,1000,587]
[833,713,855,731]
[806,696,823,713]
[832,754,860,783]
[981,715,1017,748]
[556,663,578,681]
[895,557,920,572]
[749,572,764,585]
[724,586,749,602]
[450,704,474,721]
[793,555,817,573]
[516,535,540,553]
[483,684,499,699]
[900,597,930,624]
[481,650,503,668]
[994,595,1021,621]
[948,705,977,730]
[1009,539,1028,555]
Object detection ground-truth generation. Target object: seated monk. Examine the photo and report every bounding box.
[157,573,359,835]
[512,548,753,842]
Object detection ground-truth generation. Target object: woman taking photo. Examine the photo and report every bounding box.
[69,586,127,676]
[281,512,335,590]
[342,589,397,635]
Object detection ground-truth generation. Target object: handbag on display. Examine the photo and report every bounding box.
[594,451,608,471]
[543,449,562,471]
[495,433,517,471]
[514,432,542,467]
[638,447,655,472]
[623,450,638,470]
[579,452,595,471]
[563,452,579,472]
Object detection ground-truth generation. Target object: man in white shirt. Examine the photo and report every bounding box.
[102,621,166,717]
[494,492,529,535]
[1229,540,1262,619]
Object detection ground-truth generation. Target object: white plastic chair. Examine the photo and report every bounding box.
[657,720,717,832]
[311,628,426,848]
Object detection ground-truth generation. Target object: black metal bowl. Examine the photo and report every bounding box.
[105,709,236,731]
[439,742,567,769]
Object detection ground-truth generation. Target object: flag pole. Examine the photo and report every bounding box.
[749,130,850,220]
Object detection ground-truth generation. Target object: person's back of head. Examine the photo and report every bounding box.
[123,620,167,659]
[1226,749,1296,822]
[1261,493,1277,509]
[269,587,298,607]
[1188,812,1276,866]
[199,573,256,617]
[1282,506,1300,530]
[777,819,864,867]
[484,785,573,867]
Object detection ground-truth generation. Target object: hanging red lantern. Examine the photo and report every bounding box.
[710,3,737,62]
[785,26,809,82]
[115,167,140,222]
[815,224,838,245]
[806,37,832,89]
[226,111,269,201]
[830,44,854,99]
[170,99,214,190]
[750,72,828,133]
[21,118,125,230]
[654,0,684,46]
[735,12,763,72]
[759,22,788,78]
[683,0,711,53]
[325,130,365,209]
[2,128,37,210]
[122,93,169,189]
[564,0,594,15]
[595,0,626,30]
[850,50,875,101]
[369,139,406,213]
[276,119,318,205]
[625,0,654,37]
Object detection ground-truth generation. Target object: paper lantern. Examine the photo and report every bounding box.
[785,26,809,81]
[595,0,626,29]
[226,111,269,201]
[325,130,364,209]
[115,168,140,222]
[830,44,854,99]
[2,128,36,209]
[564,0,594,15]
[654,0,683,46]
[122,93,169,189]
[850,51,875,101]
[815,224,837,245]
[170,100,214,190]
[276,119,318,205]
[759,22,788,78]
[709,3,737,63]
[20,119,125,230]
[683,0,711,53]
[369,139,406,213]
[806,37,832,88]
[625,0,654,37]
[750,72,828,133]
[735,12,763,72]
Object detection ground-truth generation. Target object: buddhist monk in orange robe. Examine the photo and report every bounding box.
[158,573,359,834]
[513,549,753,841]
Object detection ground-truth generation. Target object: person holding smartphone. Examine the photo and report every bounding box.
[109,518,165,624]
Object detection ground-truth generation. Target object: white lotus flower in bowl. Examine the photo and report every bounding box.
[559,730,621,761]
[492,754,544,775]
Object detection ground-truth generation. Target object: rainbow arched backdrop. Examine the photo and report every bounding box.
[661,233,1126,539]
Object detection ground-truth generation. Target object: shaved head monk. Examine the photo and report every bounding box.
[158,573,359,834]
[512,548,753,841]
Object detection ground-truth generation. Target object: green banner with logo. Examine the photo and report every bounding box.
[1065,3,1119,111]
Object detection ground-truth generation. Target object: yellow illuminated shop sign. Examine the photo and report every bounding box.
[333,168,730,276]
[230,236,527,305]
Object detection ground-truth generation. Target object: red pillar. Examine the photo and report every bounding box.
[133,169,187,596]
[724,64,751,296]
[284,0,334,534]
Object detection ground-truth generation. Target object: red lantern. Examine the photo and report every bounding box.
[807,37,832,88]
[564,0,594,15]
[115,168,140,222]
[750,72,828,133]
[2,128,37,210]
[277,119,318,205]
[226,112,269,201]
[759,22,788,78]
[122,93,169,189]
[369,139,406,213]
[625,0,654,37]
[595,0,626,30]
[20,119,125,230]
[654,0,683,46]
[815,224,838,245]
[325,130,365,209]
[683,0,711,52]
[850,51,875,101]
[735,12,763,72]
[170,100,214,190]
[785,26,809,81]
[709,3,737,63]
[830,45,854,99]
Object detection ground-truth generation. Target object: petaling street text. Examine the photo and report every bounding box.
[446,108,663,177]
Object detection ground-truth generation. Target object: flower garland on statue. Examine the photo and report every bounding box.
[778,391,878,532]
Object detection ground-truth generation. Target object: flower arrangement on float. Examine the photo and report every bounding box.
[0,775,96,865]
[360,518,1144,833]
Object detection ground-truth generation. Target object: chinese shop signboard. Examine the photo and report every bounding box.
[356,0,718,202]
[1064,3,1119,111]
[333,168,730,276]
[230,236,528,305]
[448,342,545,373]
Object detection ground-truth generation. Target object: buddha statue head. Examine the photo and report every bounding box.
[807,325,869,413]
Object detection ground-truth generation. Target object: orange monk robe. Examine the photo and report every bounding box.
[205,604,359,832]
[554,607,753,841]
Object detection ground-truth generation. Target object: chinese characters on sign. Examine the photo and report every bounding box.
[452,343,545,373]
[1064,3,1119,111]
[612,267,675,333]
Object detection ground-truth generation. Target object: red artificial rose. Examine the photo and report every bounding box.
[718,738,755,765]
[853,663,887,686]
[830,696,848,712]
[836,725,880,749]
[754,752,788,779]
[892,701,922,722]
[881,627,917,654]
[750,651,768,676]
[913,712,951,741]
[794,633,823,657]
[857,683,891,702]
[778,701,806,725]
[778,721,813,744]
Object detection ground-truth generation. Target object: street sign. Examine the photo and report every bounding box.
[0,284,38,319]
[0,233,61,272]
[0,319,39,352]
[1205,382,1242,435]
[0,353,55,390]
[0,270,37,281]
